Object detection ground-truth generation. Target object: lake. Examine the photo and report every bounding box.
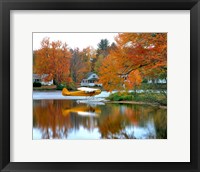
[33,99,167,139]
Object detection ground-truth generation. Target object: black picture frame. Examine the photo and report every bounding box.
[0,0,199,171]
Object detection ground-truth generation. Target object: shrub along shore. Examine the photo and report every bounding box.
[107,92,167,108]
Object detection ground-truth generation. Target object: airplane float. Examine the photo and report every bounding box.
[62,87,102,97]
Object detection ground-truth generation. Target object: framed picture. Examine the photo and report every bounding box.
[0,0,199,171]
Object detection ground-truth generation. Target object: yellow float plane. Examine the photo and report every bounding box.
[62,87,101,97]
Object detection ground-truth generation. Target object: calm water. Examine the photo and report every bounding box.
[33,100,167,139]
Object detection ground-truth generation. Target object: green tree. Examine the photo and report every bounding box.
[94,39,111,74]
[97,39,109,51]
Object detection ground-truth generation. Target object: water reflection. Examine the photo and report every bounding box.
[33,100,167,139]
[62,106,101,117]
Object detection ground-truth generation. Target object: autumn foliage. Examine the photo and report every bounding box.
[69,46,98,85]
[34,38,97,86]
[34,38,72,85]
[99,33,167,91]
[34,33,167,90]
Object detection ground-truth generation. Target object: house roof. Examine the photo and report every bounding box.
[33,74,49,79]
[85,72,95,78]
[81,72,99,82]
[84,72,99,80]
[33,74,41,79]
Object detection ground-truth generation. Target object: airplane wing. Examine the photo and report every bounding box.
[77,87,99,93]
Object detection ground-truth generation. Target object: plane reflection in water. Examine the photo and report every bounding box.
[62,106,101,117]
[33,100,167,139]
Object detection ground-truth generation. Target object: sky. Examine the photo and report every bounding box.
[33,33,118,51]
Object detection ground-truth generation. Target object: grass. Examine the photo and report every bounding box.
[107,91,167,106]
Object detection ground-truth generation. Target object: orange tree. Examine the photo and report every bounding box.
[34,37,72,85]
[70,48,92,84]
[99,33,167,91]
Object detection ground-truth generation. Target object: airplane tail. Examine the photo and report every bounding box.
[62,87,70,96]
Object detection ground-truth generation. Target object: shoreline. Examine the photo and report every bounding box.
[106,100,167,109]
[33,91,167,109]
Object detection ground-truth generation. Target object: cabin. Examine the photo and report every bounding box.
[80,72,102,87]
[33,74,53,86]
[147,79,167,84]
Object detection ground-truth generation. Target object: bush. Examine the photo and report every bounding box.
[56,82,76,90]
[108,93,121,101]
[66,82,76,90]
[108,92,167,106]
[141,83,167,91]
[56,84,65,90]
[108,92,133,101]
[121,95,133,101]
[33,82,41,87]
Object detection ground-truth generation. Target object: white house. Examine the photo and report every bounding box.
[80,72,102,87]
[147,79,167,84]
[33,74,53,86]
